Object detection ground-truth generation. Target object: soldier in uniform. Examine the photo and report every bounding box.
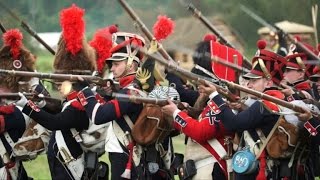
[76,31,146,179]
[161,84,233,180]
[201,40,299,179]
[162,34,246,180]
[0,29,37,179]
[16,4,102,180]
[281,40,319,101]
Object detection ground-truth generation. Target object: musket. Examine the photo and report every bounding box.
[137,47,319,116]
[134,47,240,102]
[0,21,6,33]
[112,92,201,119]
[0,69,108,86]
[0,93,61,104]
[0,1,55,55]
[180,1,252,69]
[240,4,320,63]
[212,55,251,74]
[192,50,250,74]
[117,0,174,62]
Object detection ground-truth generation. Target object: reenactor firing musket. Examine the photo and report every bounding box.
[0,69,110,87]
[0,21,6,33]
[0,1,55,55]
[117,0,175,62]
[240,4,320,63]
[137,47,319,116]
[179,0,252,69]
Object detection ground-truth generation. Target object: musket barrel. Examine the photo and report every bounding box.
[0,93,61,103]
[117,0,174,62]
[0,21,6,33]
[112,92,169,106]
[0,1,56,55]
[138,47,318,116]
[241,5,320,63]
[0,69,105,86]
[136,47,239,102]
[183,2,252,69]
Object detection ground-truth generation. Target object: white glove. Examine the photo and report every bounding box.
[36,94,46,108]
[15,92,28,108]
[28,77,40,91]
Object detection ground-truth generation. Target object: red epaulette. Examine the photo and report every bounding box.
[294,81,311,91]
[70,101,85,111]
[0,104,15,114]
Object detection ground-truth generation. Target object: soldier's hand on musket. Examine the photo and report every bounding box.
[28,77,40,92]
[102,80,114,94]
[280,82,295,96]
[297,108,313,122]
[36,94,46,108]
[74,76,90,91]
[15,92,28,108]
[198,81,216,96]
[161,99,178,116]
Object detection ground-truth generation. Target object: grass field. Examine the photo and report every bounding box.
[23,135,186,179]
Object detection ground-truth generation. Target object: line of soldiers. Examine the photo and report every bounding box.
[1,3,320,180]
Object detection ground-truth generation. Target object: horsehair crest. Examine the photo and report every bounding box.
[148,86,180,101]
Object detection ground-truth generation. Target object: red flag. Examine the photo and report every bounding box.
[210,41,243,82]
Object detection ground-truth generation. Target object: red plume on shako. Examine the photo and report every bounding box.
[152,15,175,41]
[90,25,118,73]
[54,4,96,75]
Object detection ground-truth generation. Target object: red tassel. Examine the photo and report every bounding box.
[3,29,23,59]
[60,4,85,55]
[121,141,135,179]
[256,150,267,180]
[89,25,118,72]
[152,15,175,41]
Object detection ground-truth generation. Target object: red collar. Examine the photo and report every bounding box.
[264,89,285,100]
[66,91,78,101]
[119,74,136,88]
[293,81,311,91]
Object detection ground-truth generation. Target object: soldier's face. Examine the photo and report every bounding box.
[111,60,127,80]
[283,69,304,84]
[247,78,268,94]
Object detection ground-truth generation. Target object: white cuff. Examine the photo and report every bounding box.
[173,109,181,119]
[209,91,219,99]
